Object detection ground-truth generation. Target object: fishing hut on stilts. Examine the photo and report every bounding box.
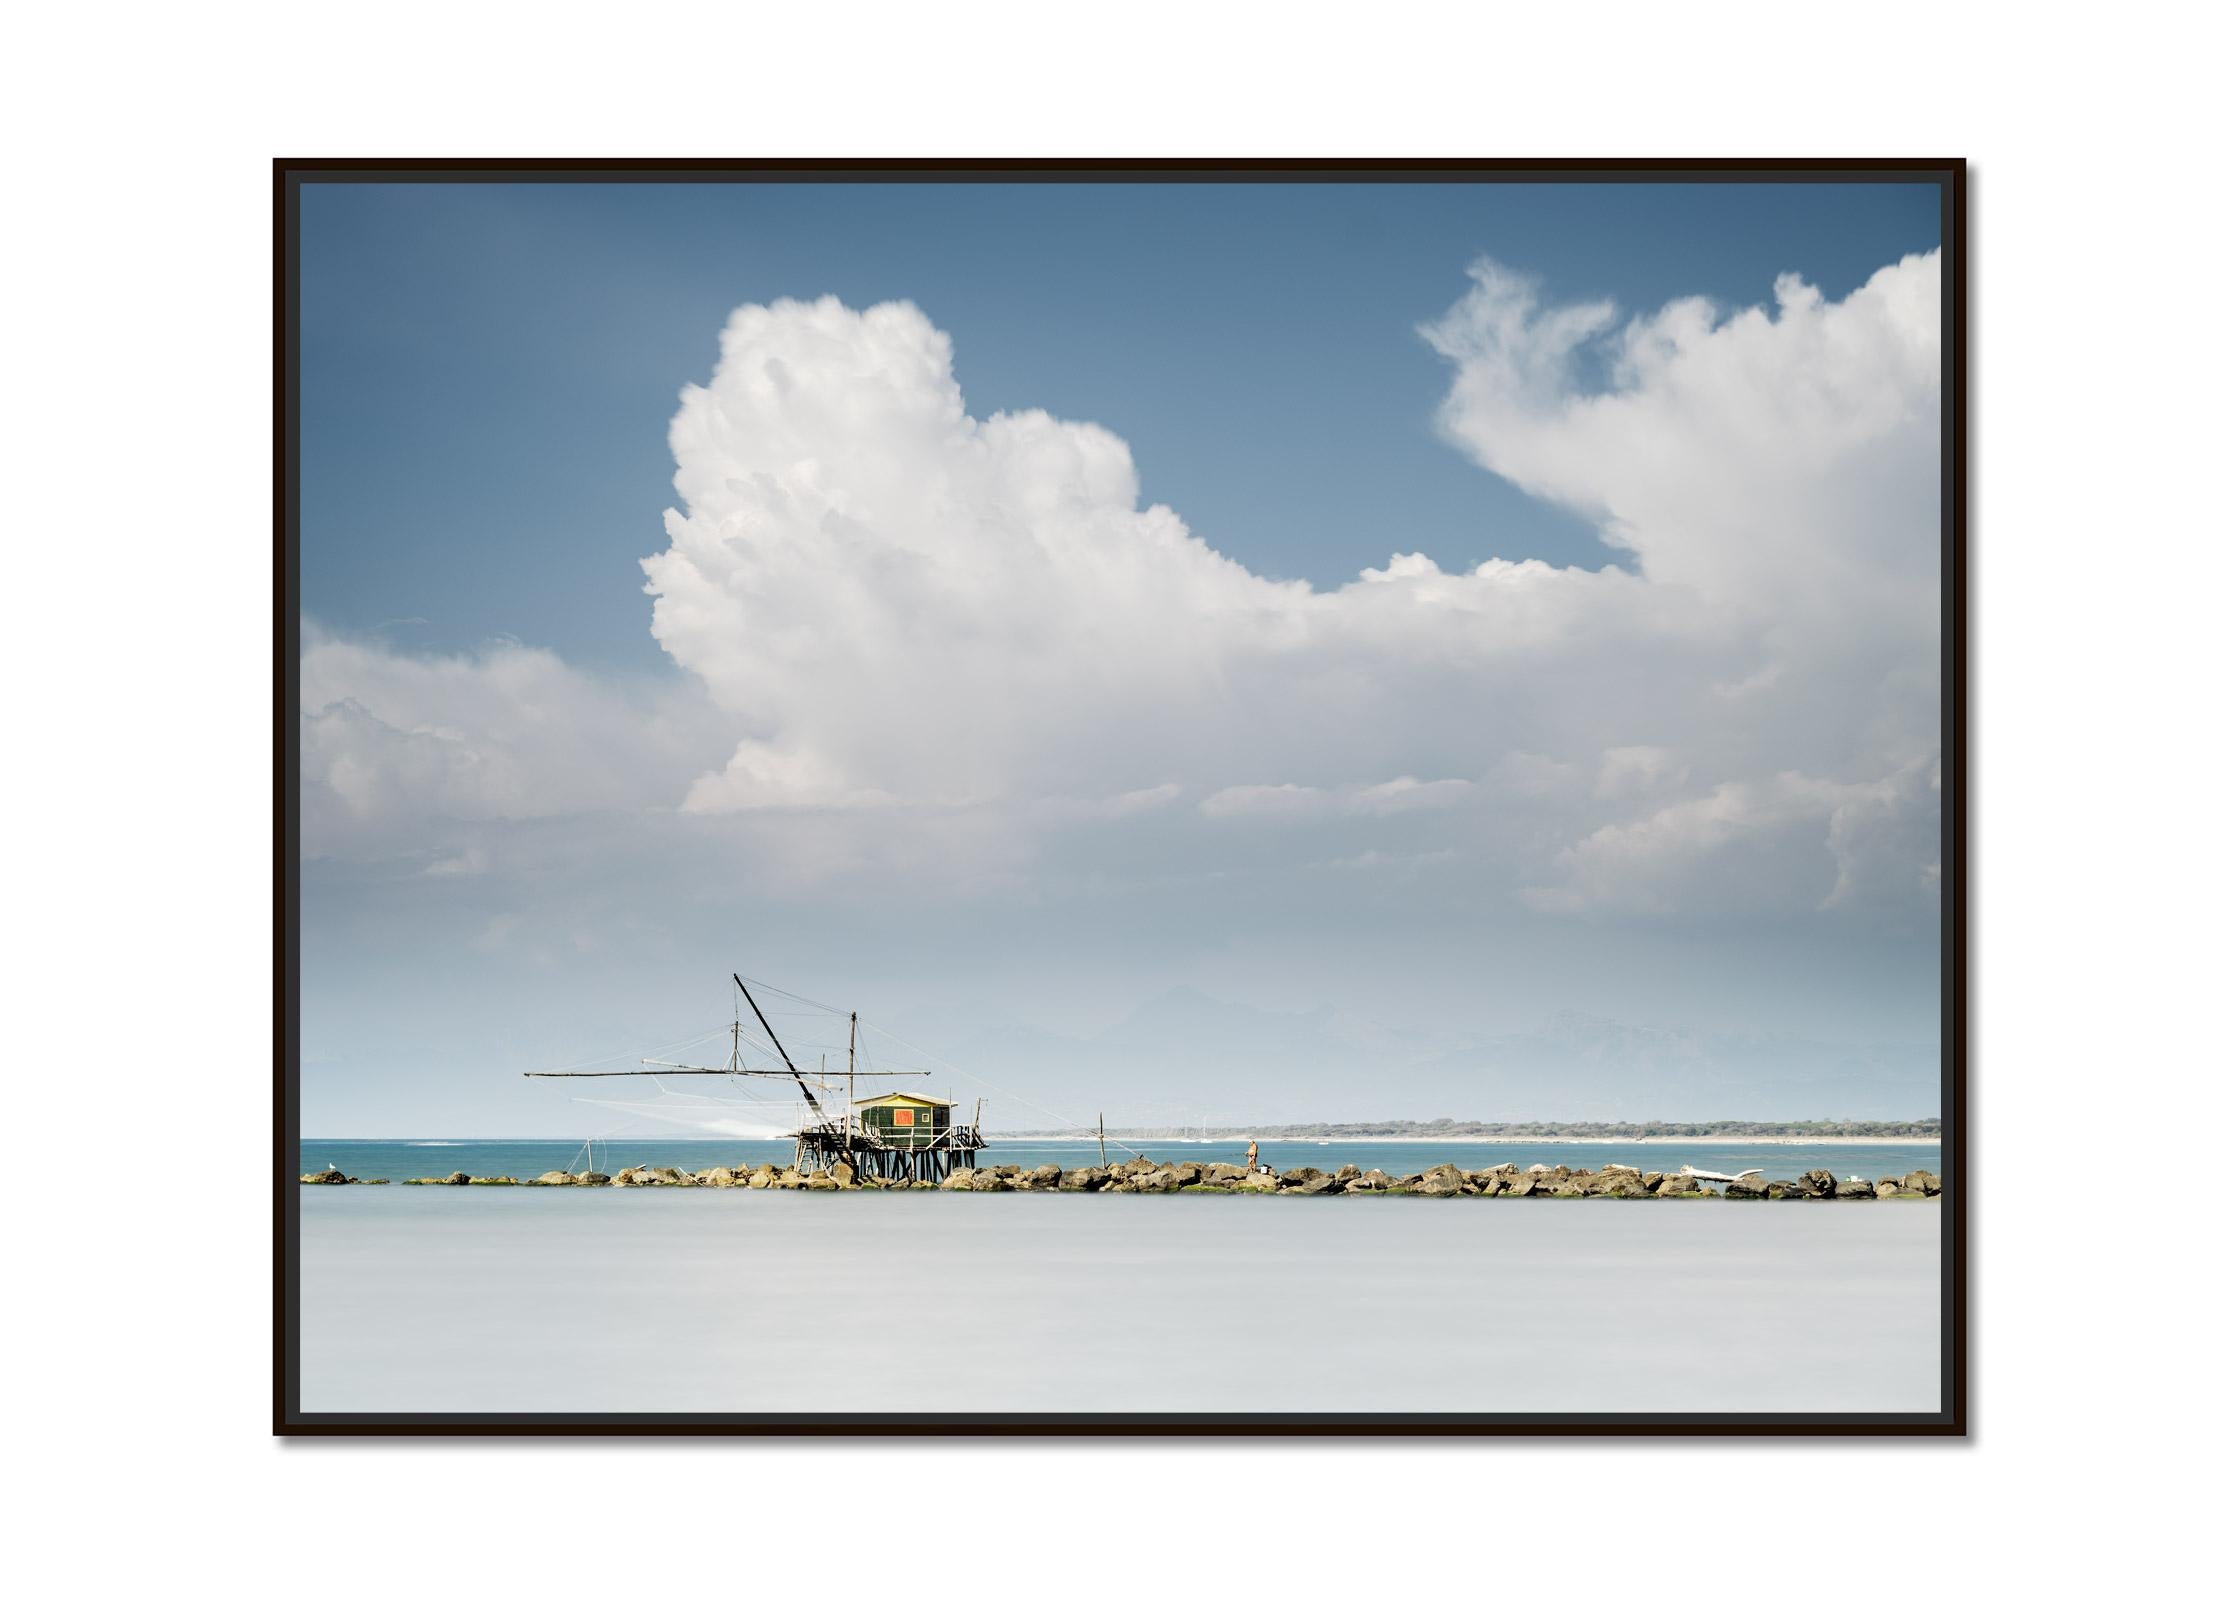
[524,973,987,1184]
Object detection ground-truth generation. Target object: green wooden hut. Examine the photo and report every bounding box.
[856,1092,955,1150]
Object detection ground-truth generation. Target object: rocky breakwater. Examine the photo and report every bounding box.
[309,1158,1945,1197]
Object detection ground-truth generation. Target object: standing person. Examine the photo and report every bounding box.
[1245,1138,1259,1174]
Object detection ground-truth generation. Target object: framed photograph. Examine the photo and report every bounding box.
[278,160,1964,1435]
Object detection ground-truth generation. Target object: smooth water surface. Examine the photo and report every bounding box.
[299,1189,1942,1415]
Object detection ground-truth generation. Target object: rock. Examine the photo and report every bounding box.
[1334,1164,1363,1184]
[770,1170,803,1190]
[1604,1178,1650,1199]
[299,1170,350,1184]
[939,1170,976,1190]
[1797,1168,1837,1197]
[1280,1167,1327,1185]
[1499,1174,1538,1196]
[968,1169,1007,1192]
[1281,1173,1338,1195]
[1059,1167,1102,1191]
[745,1169,773,1189]
[704,1168,737,1187]
[1833,1179,1877,1199]
[1022,1164,1062,1189]
[802,1175,838,1190]
[1552,1178,1591,1197]
[1875,1179,1903,1198]
[1641,1171,1664,1187]
[576,1172,611,1186]
[1724,1175,1771,1199]
[829,1160,857,1188]
[1238,1169,1280,1192]
[1417,1170,1466,1197]
[1118,1158,1156,1177]
[444,1171,471,1185]
[1526,1163,1553,1175]
[1166,1162,1203,1186]
[1767,1182,1795,1199]
[1356,1169,1392,1191]
[1202,1162,1247,1184]
[1902,1168,1939,1195]
[468,1175,516,1185]
[1655,1174,1699,1196]
[531,1171,574,1185]
[1130,1168,1183,1193]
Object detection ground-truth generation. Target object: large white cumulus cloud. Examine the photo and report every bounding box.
[642,294,1719,819]
[305,253,1942,925]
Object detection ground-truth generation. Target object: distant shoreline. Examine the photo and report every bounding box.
[309,1133,1943,1147]
[1001,1134,1942,1147]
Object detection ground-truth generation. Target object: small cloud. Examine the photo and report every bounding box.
[1358,551,1445,583]
[470,913,521,953]
[422,847,487,878]
[1594,746,1688,800]
[1347,776,1474,815]
[1323,847,1461,872]
[1098,783,1182,818]
[1200,783,1327,820]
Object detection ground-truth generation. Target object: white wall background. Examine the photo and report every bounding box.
[5,1,2230,1591]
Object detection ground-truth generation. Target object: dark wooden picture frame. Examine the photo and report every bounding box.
[275,158,1966,1437]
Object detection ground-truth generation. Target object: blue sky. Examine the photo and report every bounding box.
[298,180,1945,1134]
[302,181,1939,671]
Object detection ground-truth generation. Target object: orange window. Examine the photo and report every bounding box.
[895,1108,915,1127]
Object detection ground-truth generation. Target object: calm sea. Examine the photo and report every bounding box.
[298,1190,1943,1414]
[300,1136,1940,1185]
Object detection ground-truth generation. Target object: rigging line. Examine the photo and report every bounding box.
[731,974,849,1017]
[538,1026,730,1076]
[735,975,824,1114]
[857,1020,1146,1160]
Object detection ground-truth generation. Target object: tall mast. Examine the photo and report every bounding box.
[734,973,822,1119]
[847,1012,858,1141]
